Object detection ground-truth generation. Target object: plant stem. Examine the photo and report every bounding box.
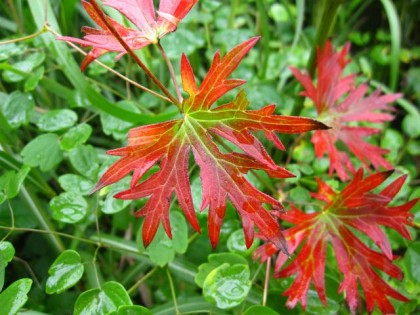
[127,266,158,295]
[157,41,183,103]
[0,27,46,45]
[292,0,342,116]
[166,267,180,315]
[89,0,181,109]
[47,26,171,104]
[263,257,271,306]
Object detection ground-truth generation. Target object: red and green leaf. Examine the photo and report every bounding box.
[254,169,417,314]
[95,37,327,251]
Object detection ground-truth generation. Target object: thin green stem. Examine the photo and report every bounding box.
[127,266,158,295]
[292,0,342,116]
[157,41,183,103]
[166,267,180,315]
[0,27,46,45]
[89,0,181,108]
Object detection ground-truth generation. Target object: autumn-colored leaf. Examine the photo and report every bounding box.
[57,0,197,70]
[291,41,401,181]
[94,37,328,252]
[254,169,417,314]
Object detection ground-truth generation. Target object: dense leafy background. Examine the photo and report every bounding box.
[0,0,419,314]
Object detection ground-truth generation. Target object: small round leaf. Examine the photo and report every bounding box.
[61,123,93,151]
[21,133,63,171]
[203,263,251,309]
[50,192,88,224]
[58,174,94,196]
[46,250,84,294]
[227,229,259,256]
[74,281,132,315]
[37,109,78,132]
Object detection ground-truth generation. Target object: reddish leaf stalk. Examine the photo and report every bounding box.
[88,0,181,109]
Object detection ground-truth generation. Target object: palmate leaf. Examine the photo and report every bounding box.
[94,37,327,252]
[291,41,401,181]
[254,169,418,314]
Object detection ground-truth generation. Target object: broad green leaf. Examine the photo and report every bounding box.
[401,242,420,293]
[227,229,259,256]
[46,250,84,294]
[58,174,94,196]
[21,133,63,171]
[0,166,30,203]
[1,91,34,129]
[137,212,188,267]
[195,253,247,288]
[101,178,131,214]
[24,66,44,92]
[381,128,403,162]
[108,305,154,315]
[0,43,24,61]
[0,242,14,264]
[0,278,32,315]
[61,123,93,151]
[203,263,251,309]
[36,109,78,132]
[288,186,311,203]
[0,242,15,292]
[292,140,315,163]
[2,52,45,82]
[73,281,132,315]
[402,114,420,138]
[243,305,279,315]
[305,290,340,315]
[50,192,88,224]
[100,101,138,141]
[69,145,100,178]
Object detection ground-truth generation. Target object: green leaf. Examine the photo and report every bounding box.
[288,186,311,203]
[1,91,35,129]
[402,113,420,138]
[58,174,94,196]
[50,192,88,224]
[292,140,315,163]
[0,278,32,315]
[0,166,30,203]
[137,212,188,267]
[61,123,92,151]
[46,250,84,294]
[0,242,15,264]
[24,66,44,92]
[401,242,420,293]
[203,263,251,309]
[243,305,279,315]
[305,290,340,315]
[227,229,259,256]
[101,178,131,214]
[195,253,247,288]
[21,133,63,171]
[69,145,100,178]
[100,101,138,141]
[73,281,132,315]
[36,109,78,132]
[0,242,15,292]
[108,305,154,315]
[381,128,403,161]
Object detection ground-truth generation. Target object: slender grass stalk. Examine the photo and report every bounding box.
[292,0,342,116]
[127,266,158,295]
[89,0,181,109]
[380,0,401,91]
[167,267,181,315]
[19,185,65,253]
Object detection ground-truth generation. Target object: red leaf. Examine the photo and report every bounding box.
[291,41,401,180]
[95,38,328,251]
[254,169,417,314]
[57,0,197,70]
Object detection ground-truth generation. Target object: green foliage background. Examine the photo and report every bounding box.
[0,0,419,314]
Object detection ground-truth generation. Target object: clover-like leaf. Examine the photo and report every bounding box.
[46,250,84,294]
